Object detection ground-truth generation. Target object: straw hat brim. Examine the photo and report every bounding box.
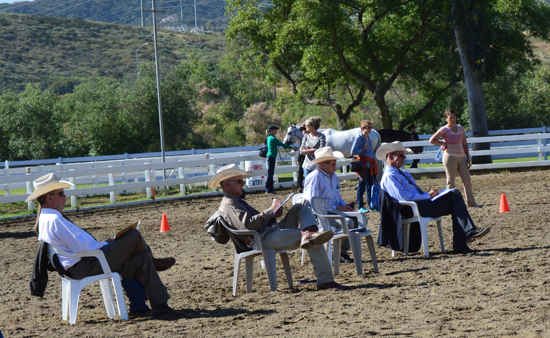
[309,151,345,166]
[375,142,413,161]
[25,181,73,202]
[208,168,253,189]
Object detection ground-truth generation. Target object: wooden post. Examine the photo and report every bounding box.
[69,170,77,208]
[178,167,186,195]
[5,161,10,196]
[26,167,34,211]
[108,167,116,203]
[145,169,152,198]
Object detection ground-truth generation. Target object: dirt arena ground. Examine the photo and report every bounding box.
[1,169,550,337]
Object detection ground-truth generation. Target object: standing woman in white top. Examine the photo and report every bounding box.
[300,116,327,178]
[429,109,482,207]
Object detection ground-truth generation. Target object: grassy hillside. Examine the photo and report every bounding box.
[0,12,227,94]
[0,0,229,30]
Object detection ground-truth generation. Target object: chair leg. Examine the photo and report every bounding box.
[69,280,81,325]
[332,239,342,275]
[348,233,363,275]
[279,252,294,290]
[419,220,430,257]
[62,278,70,321]
[111,274,129,320]
[301,249,306,266]
[403,223,411,255]
[437,220,445,253]
[99,278,116,319]
[245,256,255,293]
[263,249,277,292]
[365,235,379,273]
[325,241,333,266]
[232,255,242,296]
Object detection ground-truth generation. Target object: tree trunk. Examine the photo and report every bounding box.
[334,105,349,130]
[454,22,492,164]
[374,90,393,129]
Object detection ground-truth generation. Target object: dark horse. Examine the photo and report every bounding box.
[377,129,423,168]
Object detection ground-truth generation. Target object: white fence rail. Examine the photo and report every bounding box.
[1,128,550,212]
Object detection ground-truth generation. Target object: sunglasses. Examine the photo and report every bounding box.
[49,190,65,197]
[322,160,337,165]
[362,126,372,130]
[228,179,246,185]
[392,153,406,159]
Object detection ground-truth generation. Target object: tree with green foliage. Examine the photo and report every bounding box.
[449,0,550,163]
[226,0,460,130]
[0,84,62,160]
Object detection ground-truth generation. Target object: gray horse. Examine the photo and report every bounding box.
[283,123,382,158]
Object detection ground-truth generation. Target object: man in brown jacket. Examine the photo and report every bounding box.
[209,164,350,290]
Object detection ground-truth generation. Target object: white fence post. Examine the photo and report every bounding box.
[69,169,77,208]
[145,169,152,198]
[5,161,10,196]
[122,159,128,194]
[92,162,98,187]
[543,126,547,161]
[26,167,34,211]
[291,155,298,182]
[108,167,116,203]
[178,167,186,195]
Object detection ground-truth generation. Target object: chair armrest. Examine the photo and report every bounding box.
[313,213,350,234]
[343,211,368,228]
[50,247,112,274]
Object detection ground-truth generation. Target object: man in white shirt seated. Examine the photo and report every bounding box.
[376,141,490,254]
[303,147,357,263]
[26,173,179,317]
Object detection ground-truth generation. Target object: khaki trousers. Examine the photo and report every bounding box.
[259,201,333,285]
[68,229,170,308]
[442,152,477,207]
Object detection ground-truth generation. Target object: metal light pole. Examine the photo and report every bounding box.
[180,0,184,31]
[193,0,198,32]
[136,42,148,75]
[140,0,144,27]
[144,0,168,196]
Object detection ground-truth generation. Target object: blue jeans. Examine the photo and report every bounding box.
[357,170,374,209]
[121,277,150,312]
[265,156,276,193]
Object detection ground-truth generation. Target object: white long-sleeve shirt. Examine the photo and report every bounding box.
[38,208,107,269]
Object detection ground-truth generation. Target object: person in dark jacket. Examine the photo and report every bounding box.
[377,141,491,254]
[265,125,296,193]
[407,124,422,169]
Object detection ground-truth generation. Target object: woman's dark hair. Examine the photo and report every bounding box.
[444,109,457,119]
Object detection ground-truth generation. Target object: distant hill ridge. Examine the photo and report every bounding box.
[0,11,226,94]
[0,0,229,30]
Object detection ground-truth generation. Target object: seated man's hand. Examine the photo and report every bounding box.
[428,188,439,199]
[336,205,353,212]
[273,206,284,219]
[270,197,282,213]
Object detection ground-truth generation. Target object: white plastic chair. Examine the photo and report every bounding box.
[219,219,293,296]
[310,196,378,275]
[47,244,128,325]
[394,200,445,257]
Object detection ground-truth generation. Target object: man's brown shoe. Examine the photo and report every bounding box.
[153,257,176,272]
[151,303,182,317]
[301,230,333,249]
[317,281,351,290]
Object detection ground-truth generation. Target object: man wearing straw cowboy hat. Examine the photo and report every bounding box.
[376,142,490,254]
[303,147,357,263]
[27,173,180,317]
[210,164,350,290]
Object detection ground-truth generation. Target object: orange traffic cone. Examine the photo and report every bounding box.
[499,194,510,213]
[160,213,171,232]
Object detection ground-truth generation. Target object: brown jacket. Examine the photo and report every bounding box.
[219,193,274,232]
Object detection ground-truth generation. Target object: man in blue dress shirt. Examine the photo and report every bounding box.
[304,147,356,262]
[377,142,490,253]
